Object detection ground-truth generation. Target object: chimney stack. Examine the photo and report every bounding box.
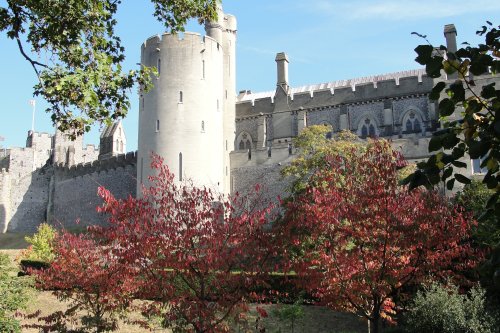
[444,24,458,53]
[275,52,289,89]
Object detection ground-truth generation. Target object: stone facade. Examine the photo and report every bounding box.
[0,20,498,234]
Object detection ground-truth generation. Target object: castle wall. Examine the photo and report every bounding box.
[0,170,11,233]
[7,168,51,233]
[51,154,137,229]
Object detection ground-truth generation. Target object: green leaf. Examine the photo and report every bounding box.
[428,135,443,152]
[414,45,434,65]
[430,82,446,100]
[426,57,444,78]
[446,178,455,191]
[439,98,455,117]
[455,173,471,185]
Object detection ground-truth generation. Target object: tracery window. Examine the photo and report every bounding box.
[360,118,376,138]
[404,111,422,133]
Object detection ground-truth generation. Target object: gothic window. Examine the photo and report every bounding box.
[369,124,376,137]
[239,140,245,150]
[245,140,251,150]
[404,111,423,134]
[359,118,377,139]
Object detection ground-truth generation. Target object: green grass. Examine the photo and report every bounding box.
[0,232,29,249]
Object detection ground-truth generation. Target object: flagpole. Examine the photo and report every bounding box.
[29,99,36,132]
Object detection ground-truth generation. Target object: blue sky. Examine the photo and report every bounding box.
[0,0,499,151]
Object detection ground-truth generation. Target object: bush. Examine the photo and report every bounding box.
[0,253,33,333]
[404,282,498,333]
[22,223,57,263]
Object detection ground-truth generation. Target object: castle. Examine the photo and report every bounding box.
[0,8,497,233]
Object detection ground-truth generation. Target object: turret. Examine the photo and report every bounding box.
[138,32,225,195]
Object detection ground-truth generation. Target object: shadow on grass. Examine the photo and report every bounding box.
[0,232,29,249]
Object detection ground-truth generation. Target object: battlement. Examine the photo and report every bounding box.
[54,151,137,179]
[142,32,221,51]
[237,68,430,108]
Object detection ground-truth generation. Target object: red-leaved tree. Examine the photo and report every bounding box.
[90,154,277,332]
[284,140,479,333]
[31,232,133,333]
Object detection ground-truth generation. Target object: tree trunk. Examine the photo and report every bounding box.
[370,317,380,333]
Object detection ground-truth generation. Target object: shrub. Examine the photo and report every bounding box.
[22,223,57,263]
[404,282,498,333]
[0,253,33,333]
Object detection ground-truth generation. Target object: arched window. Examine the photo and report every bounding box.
[359,118,377,138]
[245,140,251,150]
[403,111,423,134]
[236,132,253,151]
[239,140,245,150]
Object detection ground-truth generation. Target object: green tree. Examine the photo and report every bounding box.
[405,22,499,217]
[22,223,57,263]
[280,125,365,195]
[0,253,32,333]
[0,0,219,137]
[405,22,500,292]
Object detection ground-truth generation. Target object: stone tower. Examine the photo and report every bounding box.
[137,6,236,195]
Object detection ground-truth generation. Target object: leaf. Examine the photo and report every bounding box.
[446,178,455,191]
[439,98,455,117]
[455,173,471,185]
[428,135,443,152]
[414,45,434,65]
[426,57,444,78]
[430,82,446,100]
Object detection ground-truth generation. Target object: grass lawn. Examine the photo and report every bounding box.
[0,232,29,249]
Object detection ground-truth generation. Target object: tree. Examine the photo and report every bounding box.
[0,253,33,333]
[32,232,133,333]
[284,140,479,333]
[34,154,277,333]
[0,0,219,137]
[281,125,365,196]
[405,21,500,298]
[94,155,277,332]
[405,22,499,218]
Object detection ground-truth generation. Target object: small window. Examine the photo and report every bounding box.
[201,121,205,132]
[179,153,183,181]
[226,166,228,176]
[157,59,161,75]
[239,140,244,150]
[226,90,228,99]
[225,140,228,151]
[156,120,160,132]
[202,60,205,79]
[140,158,144,184]
[217,99,219,111]
[179,91,183,103]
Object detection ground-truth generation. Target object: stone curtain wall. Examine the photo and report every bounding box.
[51,164,136,230]
[7,169,52,233]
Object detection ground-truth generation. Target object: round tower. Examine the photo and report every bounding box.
[205,7,237,194]
[138,32,224,195]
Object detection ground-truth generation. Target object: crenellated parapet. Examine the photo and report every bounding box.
[54,151,137,180]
